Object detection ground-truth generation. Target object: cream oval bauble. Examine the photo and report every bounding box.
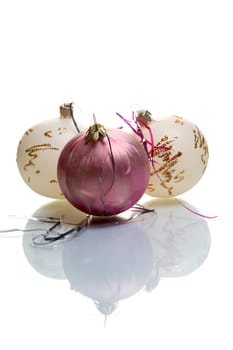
[137,115,209,197]
[16,103,86,199]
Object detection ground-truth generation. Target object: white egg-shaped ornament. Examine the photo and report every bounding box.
[16,103,85,199]
[57,122,150,216]
[135,112,209,197]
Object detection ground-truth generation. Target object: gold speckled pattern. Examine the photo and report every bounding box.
[25,128,34,136]
[50,179,58,183]
[23,144,59,172]
[44,130,52,138]
[193,126,209,171]
[147,135,184,196]
[58,127,67,135]
[174,116,184,125]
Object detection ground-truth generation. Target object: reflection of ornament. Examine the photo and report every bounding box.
[137,114,209,197]
[27,198,88,225]
[57,123,150,216]
[16,103,85,199]
[62,217,154,314]
[22,199,87,279]
[17,198,211,315]
[141,198,211,281]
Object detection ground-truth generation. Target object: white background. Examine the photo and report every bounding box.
[0,0,231,349]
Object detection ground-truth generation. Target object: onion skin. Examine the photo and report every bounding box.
[57,128,150,216]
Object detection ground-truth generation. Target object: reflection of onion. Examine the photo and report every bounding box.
[62,217,154,310]
[57,127,150,216]
[141,198,211,279]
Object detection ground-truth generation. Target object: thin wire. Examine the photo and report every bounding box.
[32,227,78,246]
[175,198,218,219]
[1,207,156,245]
[116,112,154,164]
[116,112,138,134]
[93,113,97,125]
[32,216,90,246]
[8,215,61,223]
[130,103,143,113]
[0,228,50,234]
[131,203,156,213]
[71,102,80,133]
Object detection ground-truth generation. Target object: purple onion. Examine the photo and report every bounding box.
[57,127,149,216]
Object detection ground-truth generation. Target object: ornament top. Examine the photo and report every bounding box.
[60,103,73,119]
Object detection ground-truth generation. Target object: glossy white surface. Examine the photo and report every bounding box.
[0,0,231,349]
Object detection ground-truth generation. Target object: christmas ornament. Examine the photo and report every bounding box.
[135,112,209,197]
[57,119,150,216]
[16,103,84,199]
